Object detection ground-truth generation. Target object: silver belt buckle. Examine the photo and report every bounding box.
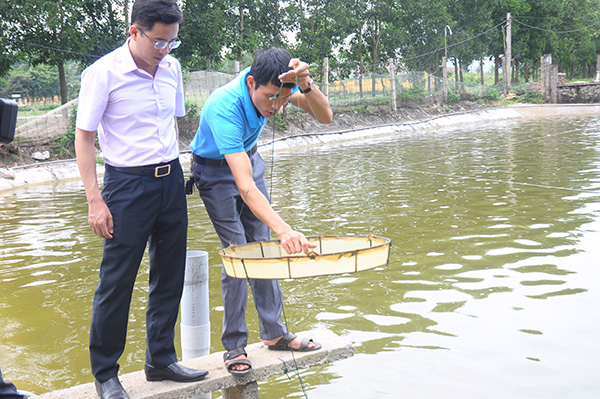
[154,164,171,178]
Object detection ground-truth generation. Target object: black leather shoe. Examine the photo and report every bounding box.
[95,377,129,399]
[145,362,208,382]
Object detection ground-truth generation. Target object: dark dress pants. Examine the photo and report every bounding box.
[90,160,187,383]
[193,152,287,351]
[0,369,25,399]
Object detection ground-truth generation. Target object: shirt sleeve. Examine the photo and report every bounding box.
[205,102,246,155]
[75,65,109,132]
[174,60,185,118]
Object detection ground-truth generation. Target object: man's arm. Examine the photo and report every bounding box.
[75,128,113,239]
[224,151,316,255]
[280,58,333,124]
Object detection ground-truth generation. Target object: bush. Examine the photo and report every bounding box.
[268,113,288,131]
[484,88,500,101]
[398,85,427,102]
[519,92,544,104]
[447,91,460,103]
[57,131,76,158]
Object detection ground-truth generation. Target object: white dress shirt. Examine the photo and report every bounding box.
[76,40,185,167]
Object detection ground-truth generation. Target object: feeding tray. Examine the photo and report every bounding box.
[219,234,391,279]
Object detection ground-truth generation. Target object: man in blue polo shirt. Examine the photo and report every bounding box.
[190,47,333,375]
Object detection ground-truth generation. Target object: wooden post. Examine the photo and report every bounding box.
[323,57,330,98]
[442,56,448,101]
[372,62,376,98]
[596,55,600,82]
[480,58,485,97]
[503,12,512,95]
[388,59,397,112]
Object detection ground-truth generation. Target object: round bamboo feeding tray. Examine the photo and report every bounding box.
[219,233,391,279]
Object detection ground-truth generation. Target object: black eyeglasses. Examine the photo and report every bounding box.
[137,27,181,50]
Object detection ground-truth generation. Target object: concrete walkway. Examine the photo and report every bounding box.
[37,328,353,399]
[3,104,600,193]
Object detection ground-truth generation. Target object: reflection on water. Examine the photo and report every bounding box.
[1,116,600,397]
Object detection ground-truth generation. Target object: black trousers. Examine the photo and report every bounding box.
[0,369,25,399]
[89,159,187,383]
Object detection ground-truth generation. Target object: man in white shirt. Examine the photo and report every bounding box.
[75,1,207,398]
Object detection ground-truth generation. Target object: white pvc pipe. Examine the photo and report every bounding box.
[180,250,210,361]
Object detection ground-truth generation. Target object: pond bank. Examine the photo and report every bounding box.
[2,103,599,193]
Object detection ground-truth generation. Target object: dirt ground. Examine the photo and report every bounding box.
[0,99,497,168]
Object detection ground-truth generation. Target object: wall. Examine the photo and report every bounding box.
[558,82,600,104]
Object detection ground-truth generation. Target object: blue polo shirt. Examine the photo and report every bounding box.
[190,67,267,159]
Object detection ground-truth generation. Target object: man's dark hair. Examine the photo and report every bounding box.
[249,48,293,88]
[131,0,183,30]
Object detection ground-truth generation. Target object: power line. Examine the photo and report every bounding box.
[512,17,600,34]
[402,20,506,63]
[1,37,101,59]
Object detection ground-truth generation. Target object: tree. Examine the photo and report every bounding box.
[397,0,452,74]
[2,0,125,104]
[179,0,234,69]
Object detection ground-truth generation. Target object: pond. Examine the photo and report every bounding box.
[1,115,599,398]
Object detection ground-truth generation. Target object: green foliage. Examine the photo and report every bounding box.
[398,86,427,101]
[4,0,600,103]
[57,131,76,158]
[351,102,369,114]
[484,88,500,101]
[518,91,544,104]
[1,0,125,101]
[447,90,460,103]
[268,113,288,131]
[371,98,390,106]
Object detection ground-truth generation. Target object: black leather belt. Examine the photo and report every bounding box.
[106,159,176,177]
[193,145,257,167]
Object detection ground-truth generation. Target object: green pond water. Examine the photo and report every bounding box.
[1,116,600,398]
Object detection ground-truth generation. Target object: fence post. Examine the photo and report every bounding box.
[503,12,512,95]
[442,56,448,101]
[388,59,397,112]
[323,57,330,98]
[596,55,600,82]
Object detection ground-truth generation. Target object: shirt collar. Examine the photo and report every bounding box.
[117,39,138,73]
[118,38,172,74]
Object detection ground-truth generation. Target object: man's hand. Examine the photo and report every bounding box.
[277,58,333,124]
[278,58,312,92]
[87,197,114,239]
[278,228,317,255]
